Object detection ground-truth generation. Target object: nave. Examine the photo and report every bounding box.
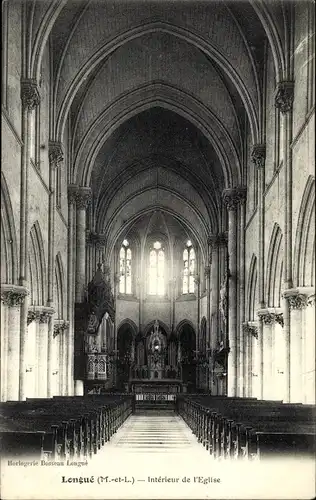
[1,393,315,499]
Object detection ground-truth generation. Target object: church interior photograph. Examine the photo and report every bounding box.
[1,0,315,493]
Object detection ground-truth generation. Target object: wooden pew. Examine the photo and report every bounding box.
[177,395,316,460]
[0,395,133,460]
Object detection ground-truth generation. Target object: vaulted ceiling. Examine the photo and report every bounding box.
[27,0,288,259]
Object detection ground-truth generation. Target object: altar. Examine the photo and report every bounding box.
[126,320,186,394]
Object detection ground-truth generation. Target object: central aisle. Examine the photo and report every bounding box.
[90,412,213,459]
[103,413,205,453]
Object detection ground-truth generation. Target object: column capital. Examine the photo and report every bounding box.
[20,79,40,110]
[222,187,247,211]
[1,285,28,306]
[251,144,266,169]
[48,141,64,166]
[275,81,294,114]
[68,185,92,209]
[27,305,55,323]
[53,320,69,338]
[257,309,284,327]
[242,322,258,338]
[283,289,309,310]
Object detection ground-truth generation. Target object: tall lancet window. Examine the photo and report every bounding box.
[119,239,132,294]
[148,241,165,295]
[183,240,195,294]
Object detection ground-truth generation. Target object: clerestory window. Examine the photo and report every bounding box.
[182,240,195,294]
[148,241,165,296]
[119,239,132,294]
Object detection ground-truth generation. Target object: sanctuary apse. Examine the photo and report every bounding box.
[1,0,315,406]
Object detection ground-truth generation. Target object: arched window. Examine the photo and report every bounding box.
[148,241,165,295]
[119,239,132,294]
[183,240,195,294]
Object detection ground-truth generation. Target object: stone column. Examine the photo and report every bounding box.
[238,193,247,396]
[204,265,211,389]
[304,294,315,402]
[243,322,258,397]
[1,287,28,401]
[68,186,92,303]
[251,144,266,399]
[1,298,8,401]
[194,275,201,388]
[258,310,284,399]
[68,185,91,395]
[67,188,75,395]
[222,187,246,396]
[46,143,63,398]
[284,291,309,402]
[275,82,294,403]
[37,309,54,397]
[19,80,40,400]
[258,311,274,399]
[54,320,68,396]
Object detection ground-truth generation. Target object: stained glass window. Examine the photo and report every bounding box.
[119,240,132,294]
[183,240,195,294]
[148,241,165,295]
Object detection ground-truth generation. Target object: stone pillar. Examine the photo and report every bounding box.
[284,291,309,402]
[304,294,315,403]
[68,186,92,303]
[68,185,91,394]
[19,80,40,400]
[1,299,8,401]
[238,194,247,396]
[46,143,63,397]
[54,320,68,396]
[67,188,75,395]
[222,187,246,396]
[1,287,28,401]
[258,310,284,400]
[251,144,266,399]
[194,275,201,388]
[36,309,54,397]
[243,322,258,397]
[275,83,294,403]
[25,310,37,398]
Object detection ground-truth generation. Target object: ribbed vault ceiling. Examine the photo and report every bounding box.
[32,0,286,257]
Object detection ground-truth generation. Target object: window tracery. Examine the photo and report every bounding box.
[182,240,195,294]
[119,239,132,294]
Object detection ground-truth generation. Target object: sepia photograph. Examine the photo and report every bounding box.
[1,0,315,499]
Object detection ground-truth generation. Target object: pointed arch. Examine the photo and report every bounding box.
[1,173,18,284]
[266,223,283,307]
[247,254,258,321]
[28,222,46,306]
[293,176,315,287]
[54,252,66,319]
[117,318,138,338]
[143,320,170,338]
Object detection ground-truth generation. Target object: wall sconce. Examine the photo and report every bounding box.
[52,370,59,376]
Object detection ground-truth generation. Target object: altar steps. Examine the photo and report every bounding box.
[135,401,176,413]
